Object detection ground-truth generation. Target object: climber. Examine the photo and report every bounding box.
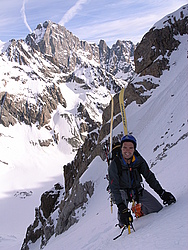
[108,134,176,228]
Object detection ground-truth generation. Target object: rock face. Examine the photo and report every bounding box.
[64,132,102,192]
[99,39,135,81]
[134,6,187,77]
[26,21,135,79]
[26,21,98,72]
[21,183,64,250]
[21,181,94,249]
[0,85,66,127]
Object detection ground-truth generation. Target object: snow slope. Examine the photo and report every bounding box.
[0,18,188,250]
[41,33,188,250]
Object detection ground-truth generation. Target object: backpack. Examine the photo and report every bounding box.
[105,141,122,208]
[110,141,122,176]
[105,141,122,194]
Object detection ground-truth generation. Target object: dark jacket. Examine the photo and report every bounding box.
[108,151,163,205]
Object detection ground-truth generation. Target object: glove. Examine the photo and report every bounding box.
[118,203,133,227]
[160,190,176,205]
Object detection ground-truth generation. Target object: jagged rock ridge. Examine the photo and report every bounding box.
[26,21,135,79]
[134,5,187,77]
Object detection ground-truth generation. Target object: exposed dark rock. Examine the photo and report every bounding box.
[21,183,64,249]
[25,21,135,81]
[21,181,94,249]
[56,181,94,235]
[134,8,187,77]
[0,84,66,128]
[63,132,101,192]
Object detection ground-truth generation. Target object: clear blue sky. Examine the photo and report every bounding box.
[0,0,187,47]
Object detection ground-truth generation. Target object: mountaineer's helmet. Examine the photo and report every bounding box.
[121,134,137,149]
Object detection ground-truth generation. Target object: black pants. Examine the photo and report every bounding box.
[119,189,163,216]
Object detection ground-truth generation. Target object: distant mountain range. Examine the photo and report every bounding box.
[0,19,137,151]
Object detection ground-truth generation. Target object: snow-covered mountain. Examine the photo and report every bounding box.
[0,4,187,250]
[0,19,136,150]
[0,16,140,250]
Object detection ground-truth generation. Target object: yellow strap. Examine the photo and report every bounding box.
[109,93,114,153]
[119,88,128,135]
[128,225,131,234]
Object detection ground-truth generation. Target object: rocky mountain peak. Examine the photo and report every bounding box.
[26,20,82,72]
[134,4,187,77]
[25,20,135,80]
